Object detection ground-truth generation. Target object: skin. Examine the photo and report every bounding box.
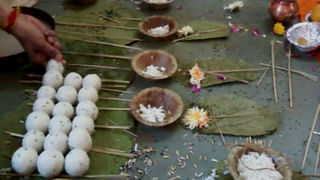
[0,1,65,66]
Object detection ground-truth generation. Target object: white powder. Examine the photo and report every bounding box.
[137,104,166,123]
[237,152,283,180]
[148,25,170,35]
[142,65,166,77]
[148,0,168,3]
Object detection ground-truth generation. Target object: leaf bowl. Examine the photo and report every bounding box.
[131,50,178,80]
[142,0,173,10]
[138,15,178,41]
[130,87,184,127]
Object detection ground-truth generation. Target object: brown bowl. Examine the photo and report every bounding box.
[130,87,184,127]
[131,50,178,80]
[142,0,173,10]
[138,15,178,40]
[227,144,292,180]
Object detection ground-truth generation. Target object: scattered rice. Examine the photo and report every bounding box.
[202,169,217,180]
[142,65,166,77]
[148,25,170,35]
[237,152,283,180]
[137,104,166,123]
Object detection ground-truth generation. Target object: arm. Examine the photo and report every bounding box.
[0,0,65,66]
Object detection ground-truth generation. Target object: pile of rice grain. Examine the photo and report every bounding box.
[137,104,166,123]
[142,65,166,77]
[148,25,169,35]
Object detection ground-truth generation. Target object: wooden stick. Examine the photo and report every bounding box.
[64,51,132,61]
[20,80,41,84]
[91,147,136,158]
[59,35,143,51]
[90,12,120,24]
[270,40,278,103]
[173,27,230,43]
[26,73,41,78]
[205,67,267,74]
[100,97,131,102]
[287,44,293,108]
[315,143,320,175]
[215,32,247,57]
[101,79,130,84]
[0,173,129,179]
[57,30,142,41]
[95,125,131,130]
[56,21,138,30]
[301,104,320,170]
[107,119,137,137]
[103,84,127,88]
[260,63,318,82]
[98,107,131,111]
[4,131,24,138]
[24,89,36,93]
[115,17,142,21]
[256,61,271,86]
[67,63,131,71]
[100,88,132,94]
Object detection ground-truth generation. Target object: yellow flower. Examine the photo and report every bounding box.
[189,64,205,87]
[273,23,285,36]
[183,106,210,130]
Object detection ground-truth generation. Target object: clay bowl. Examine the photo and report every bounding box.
[138,15,178,41]
[142,0,173,10]
[131,50,178,80]
[130,87,184,127]
[227,144,292,180]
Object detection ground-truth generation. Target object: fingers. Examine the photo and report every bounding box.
[28,49,47,66]
[47,36,62,50]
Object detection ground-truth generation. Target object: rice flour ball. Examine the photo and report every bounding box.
[52,101,74,118]
[48,115,72,135]
[64,72,83,90]
[37,150,64,178]
[37,85,56,100]
[11,147,38,175]
[42,70,63,89]
[22,130,45,153]
[76,100,99,120]
[68,129,92,152]
[72,116,95,134]
[46,59,64,74]
[25,111,50,133]
[82,74,101,91]
[78,87,99,103]
[65,149,90,177]
[44,132,68,154]
[32,98,54,115]
[56,85,77,104]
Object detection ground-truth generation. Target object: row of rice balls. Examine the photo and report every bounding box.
[11,60,102,178]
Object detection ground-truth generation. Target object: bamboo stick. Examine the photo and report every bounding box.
[107,119,137,137]
[4,131,24,138]
[26,73,41,78]
[0,173,129,179]
[256,61,271,86]
[24,89,36,93]
[67,63,131,71]
[172,27,230,43]
[205,67,268,74]
[20,80,41,84]
[260,63,318,82]
[103,84,127,88]
[115,17,142,21]
[56,21,138,30]
[315,143,320,175]
[101,79,130,84]
[57,30,142,42]
[301,104,320,170]
[63,51,132,61]
[271,40,278,104]
[90,12,120,24]
[100,88,132,94]
[95,125,131,130]
[59,36,143,51]
[100,97,131,102]
[98,107,131,111]
[287,44,293,108]
[91,147,135,158]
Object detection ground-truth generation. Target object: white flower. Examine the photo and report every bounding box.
[224,1,244,12]
[178,25,194,37]
[183,106,210,130]
[189,64,205,88]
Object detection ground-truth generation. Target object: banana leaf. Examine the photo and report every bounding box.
[178,21,230,41]
[197,94,279,136]
[55,1,143,45]
[175,58,260,88]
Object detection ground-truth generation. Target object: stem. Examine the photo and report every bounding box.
[63,51,132,61]
[173,27,230,43]
[215,31,247,57]
[90,12,120,24]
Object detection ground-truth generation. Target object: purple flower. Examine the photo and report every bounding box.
[230,25,240,33]
[190,84,201,93]
[311,65,316,72]
[252,28,260,36]
[216,74,227,80]
[176,5,183,10]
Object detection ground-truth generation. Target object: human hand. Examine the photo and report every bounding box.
[11,14,65,66]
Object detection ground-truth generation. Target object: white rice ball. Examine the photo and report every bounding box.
[37,150,64,178]
[68,129,92,152]
[65,149,90,177]
[82,74,101,91]
[42,70,63,89]
[33,98,54,115]
[78,87,99,103]
[46,59,64,73]
[64,72,83,90]
[11,147,38,175]
[37,86,56,100]
[25,111,50,133]
[48,115,72,135]
[76,101,99,120]
[56,85,77,104]
[22,130,45,153]
[72,116,95,134]
[44,132,68,154]
[52,102,74,118]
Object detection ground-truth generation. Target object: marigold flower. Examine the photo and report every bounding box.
[273,23,285,36]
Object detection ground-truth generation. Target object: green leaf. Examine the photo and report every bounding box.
[198,94,280,136]
[180,21,230,41]
[175,58,260,88]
